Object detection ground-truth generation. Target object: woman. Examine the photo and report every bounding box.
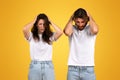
[23,13,63,80]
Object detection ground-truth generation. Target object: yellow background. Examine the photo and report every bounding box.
[0,0,120,80]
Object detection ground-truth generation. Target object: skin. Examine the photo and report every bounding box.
[37,19,45,34]
[23,16,63,41]
[74,18,86,30]
[64,11,99,36]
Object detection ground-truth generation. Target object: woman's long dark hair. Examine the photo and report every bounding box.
[31,13,53,44]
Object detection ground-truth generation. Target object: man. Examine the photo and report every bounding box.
[64,8,99,80]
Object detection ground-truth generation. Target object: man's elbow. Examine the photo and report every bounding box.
[63,29,72,36]
[92,28,99,35]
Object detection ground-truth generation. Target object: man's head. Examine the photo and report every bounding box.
[73,8,89,30]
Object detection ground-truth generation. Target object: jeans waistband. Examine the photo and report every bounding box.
[31,60,52,64]
[69,66,94,70]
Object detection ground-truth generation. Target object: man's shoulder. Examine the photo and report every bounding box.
[73,25,78,30]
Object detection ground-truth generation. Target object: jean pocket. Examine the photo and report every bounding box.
[86,67,94,73]
[47,62,54,69]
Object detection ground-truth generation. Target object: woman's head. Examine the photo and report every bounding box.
[73,8,89,30]
[33,13,51,34]
[31,13,53,44]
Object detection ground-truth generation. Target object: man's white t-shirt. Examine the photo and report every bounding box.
[68,25,96,66]
[27,33,55,61]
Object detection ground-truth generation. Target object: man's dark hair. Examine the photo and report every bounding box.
[73,8,89,22]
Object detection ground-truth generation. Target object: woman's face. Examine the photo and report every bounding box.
[37,19,45,34]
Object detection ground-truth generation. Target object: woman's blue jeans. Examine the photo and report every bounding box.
[28,61,55,80]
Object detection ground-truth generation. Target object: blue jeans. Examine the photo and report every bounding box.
[28,61,55,80]
[67,66,96,80]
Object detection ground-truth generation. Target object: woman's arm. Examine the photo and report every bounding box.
[49,19,63,40]
[23,18,36,40]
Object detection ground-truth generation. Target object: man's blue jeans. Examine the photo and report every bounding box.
[67,66,96,80]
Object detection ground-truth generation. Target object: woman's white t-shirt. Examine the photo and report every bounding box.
[27,33,55,61]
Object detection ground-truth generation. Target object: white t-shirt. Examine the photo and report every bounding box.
[27,32,55,61]
[68,25,96,66]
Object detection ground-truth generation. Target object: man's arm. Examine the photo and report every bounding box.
[63,15,74,36]
[87,12,99,35]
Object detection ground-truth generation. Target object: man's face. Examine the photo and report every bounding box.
[74,18,87,30]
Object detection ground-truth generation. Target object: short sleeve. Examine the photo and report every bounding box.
[69,25,77,38]
[25,32,32,42]
[86,25,97,37]
[49,32,56,42]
